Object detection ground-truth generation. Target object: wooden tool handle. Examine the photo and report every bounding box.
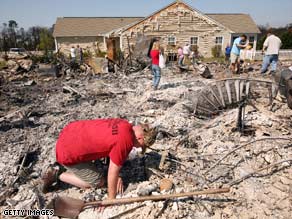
[84,187,230,207]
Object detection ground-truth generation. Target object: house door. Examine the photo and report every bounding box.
[106,38,116,61]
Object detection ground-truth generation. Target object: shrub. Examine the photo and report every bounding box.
[280,31,292,49]
[211,45,223,58]
[95,50,107,58]
[83,49,92,59]
[30,55,41,64]
[30,52,54,64]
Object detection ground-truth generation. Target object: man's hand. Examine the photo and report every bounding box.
[117,177,124,195]
[262,46,267,55]
[96,176,123,213]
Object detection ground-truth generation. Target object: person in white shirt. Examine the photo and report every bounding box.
[182,43,191,65]
[261,31,282,74]
[70,46,76,62]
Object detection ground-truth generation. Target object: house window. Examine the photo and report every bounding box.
[215,37,223,45]
[190,37,198,45]
[167,36,176,45]
[249,36,255,46]
[167,53,177,62]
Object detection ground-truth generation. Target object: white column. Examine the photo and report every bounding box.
[253,34,258,51]
[103,36,107,51]
[120,35,123,51]
[54,38,58,52]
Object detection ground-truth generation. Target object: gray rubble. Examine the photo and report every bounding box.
[0,60,291,219]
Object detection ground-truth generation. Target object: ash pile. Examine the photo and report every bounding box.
[0,47,292,219]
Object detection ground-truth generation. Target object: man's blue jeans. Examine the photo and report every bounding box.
[261,54,279,73]
[151,64,161,88]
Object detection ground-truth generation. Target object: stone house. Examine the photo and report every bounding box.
[53,17,142,57]
[53,0,260,59]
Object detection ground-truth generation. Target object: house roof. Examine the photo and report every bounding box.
[53,17,143,37]
[122,1,227,33]
[206,14,261,34]
[53,2,261,37]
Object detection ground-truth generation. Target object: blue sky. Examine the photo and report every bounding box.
[0,0,291,29]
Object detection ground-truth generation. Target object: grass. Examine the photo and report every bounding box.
[202,57,226,63]
[0,61,7,70]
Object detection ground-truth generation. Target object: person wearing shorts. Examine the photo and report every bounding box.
[64,160,105,188]
[41,118,157,200]
[230,35,247,74]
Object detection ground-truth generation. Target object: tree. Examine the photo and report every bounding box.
[8,20,18,47]
[38,28,54,53]
[280,30,292,49]
[1,23,9,52]
[28,26,42,50]
[257,35,266,50]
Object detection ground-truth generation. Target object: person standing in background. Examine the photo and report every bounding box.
[261,31,282,74]
[177,46,184,66]
[225,43,231,64]
[77,45,83,64]
[230,35,247,74]
[182,43,191,65]
[70,46,76,63]
[150,41,161,90]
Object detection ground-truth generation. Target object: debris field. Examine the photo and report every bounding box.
[0,56,292,219]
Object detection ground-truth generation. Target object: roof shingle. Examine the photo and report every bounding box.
[206,14,261,33]
[53,17,143,37]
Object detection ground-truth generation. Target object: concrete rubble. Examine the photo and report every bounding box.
[0,56,292,219]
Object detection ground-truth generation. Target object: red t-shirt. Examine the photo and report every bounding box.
[56,119,134,166]
[150,50,160,65]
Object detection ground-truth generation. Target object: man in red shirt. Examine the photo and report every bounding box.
[41,118,157,200]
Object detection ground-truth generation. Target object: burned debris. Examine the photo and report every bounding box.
[1,40,292,219]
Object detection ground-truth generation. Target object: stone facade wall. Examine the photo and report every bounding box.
[121,2,231,58]
[56,36,106,56]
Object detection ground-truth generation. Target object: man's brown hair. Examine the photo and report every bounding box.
[267,28,273,35]
[140,123,158,153]
[241,34,247,40]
